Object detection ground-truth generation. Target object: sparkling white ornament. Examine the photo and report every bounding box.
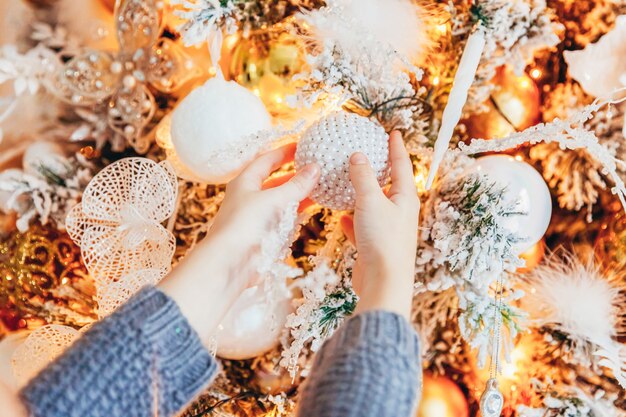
[466,155,551,253]
[66,157,178,284]
[295,111,390,210]
[216,284,293,360]
[162,75,273,184]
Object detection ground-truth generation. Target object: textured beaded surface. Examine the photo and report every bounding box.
[295,111,390,210]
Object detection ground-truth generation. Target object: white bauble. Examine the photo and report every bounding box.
[22,141,67,178]
[216,285,292,360]
[169,77,272,184]
[295,111,390,210]
[468,155,552,253]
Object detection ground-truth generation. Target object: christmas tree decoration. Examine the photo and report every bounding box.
[226,31,305,116]
[11,324,79,387]
[479,378,504,417]
[519,253,626,388]
[3,0,626,415]
[479,275,505,417]
[426,28,486,188]
[0,148,93,233]
[95,270,162,318]
[45,0,198,153]
[295,111,390,210]
[465,155,552,253]
[564,15,626,98]
[0,224,96,328]
[160,74,273,184]
[464,67,541,140]
[216,285,293,360]
[417,374,469,417]
[65,158,178,284]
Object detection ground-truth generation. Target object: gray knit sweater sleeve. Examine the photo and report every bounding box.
[21,286,218,417]
[297,311,422,417]
[21,288,420,417]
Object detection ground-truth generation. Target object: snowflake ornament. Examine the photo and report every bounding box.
[295,111,390,210]
[66,158,178,285]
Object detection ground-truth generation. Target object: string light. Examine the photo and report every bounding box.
[530,68,542,79]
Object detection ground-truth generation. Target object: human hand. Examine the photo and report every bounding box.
[160,144,320,341]
[341,131,419,319]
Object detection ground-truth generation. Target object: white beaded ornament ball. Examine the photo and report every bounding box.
[295,111,390,210]
[169,76,272,184]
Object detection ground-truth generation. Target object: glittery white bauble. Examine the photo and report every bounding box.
[468,155,552,253]
[216,285,292,360]
[295,111,390,210]
[170,76,272,184]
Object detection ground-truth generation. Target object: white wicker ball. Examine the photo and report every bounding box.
[295,111,390,210]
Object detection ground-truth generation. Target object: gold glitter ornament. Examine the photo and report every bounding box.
[0,225,96,326]
[226,31,304,116]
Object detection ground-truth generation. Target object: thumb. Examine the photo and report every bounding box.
[349,153,384,200]
[271,163,320,203]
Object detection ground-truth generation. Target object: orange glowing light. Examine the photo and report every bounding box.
[530,68,542,79]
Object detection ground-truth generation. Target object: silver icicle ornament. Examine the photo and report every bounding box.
[479,378,504,417]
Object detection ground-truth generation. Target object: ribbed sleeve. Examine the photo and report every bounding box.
[21,286,218,417]
[297,311,422,417]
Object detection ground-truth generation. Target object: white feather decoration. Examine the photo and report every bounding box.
[519,253,626,388]
[304,0,427,61]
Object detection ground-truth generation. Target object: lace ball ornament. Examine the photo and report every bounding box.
[66,158,178,284]
[165,76,272,184]
[217,285,293,360]
[295,111,390,210]
[12,325,79,386]
[96,270,162,318]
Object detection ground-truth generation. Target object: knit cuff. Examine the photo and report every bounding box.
[130,287,218,413]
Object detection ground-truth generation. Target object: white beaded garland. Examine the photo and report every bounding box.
[295,111,390,210]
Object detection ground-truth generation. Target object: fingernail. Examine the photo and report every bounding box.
[301,164,319,179]
[350,153,368,165]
